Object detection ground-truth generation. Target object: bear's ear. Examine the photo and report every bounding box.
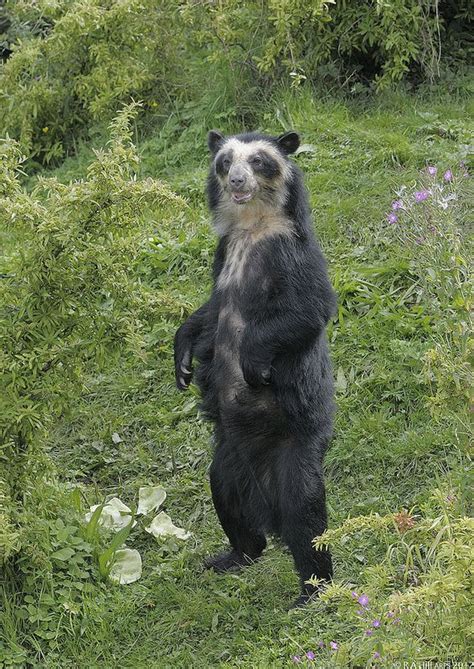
[208,130,225,154]
[276,131,300,155]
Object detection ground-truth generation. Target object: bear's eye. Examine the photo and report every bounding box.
[251,156,263,167]
[222,157,231,169]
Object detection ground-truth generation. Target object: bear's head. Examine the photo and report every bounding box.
[208,130,300,207]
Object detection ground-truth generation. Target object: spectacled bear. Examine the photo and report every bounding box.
[174,129,336,606]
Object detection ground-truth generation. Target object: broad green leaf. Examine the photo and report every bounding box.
[50,547,75,561]
[137,486,166,515]
[84,502,105,542]
[109,548,142,585]
[145,512,191,540]
[97,515,136,578]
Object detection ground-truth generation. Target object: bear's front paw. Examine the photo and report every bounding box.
[174,345,193,391]
[240,352,272,387]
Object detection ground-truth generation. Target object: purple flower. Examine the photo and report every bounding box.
[444,169,453,182]
[372,619,381,628]
[292,656,301,663]
[351,591,358,599]
[427,166,437,176]
[393,617,401,625]
[386,611,395,618]
[387,212,398,224]
[357,609,365,616]
[365,629,374,637]
[330,641,338,651]
[306,651,315,660]
[391,199,403,210]
[358,594,369,608]
[318,641,325,648]
[373,652,381,659]
[415,190,430,202]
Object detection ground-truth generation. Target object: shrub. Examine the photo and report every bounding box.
[310,490,472,664]
[0,0,182,162]
[2,1,472,164]
[0,103,180,661]
[183,0,473,91]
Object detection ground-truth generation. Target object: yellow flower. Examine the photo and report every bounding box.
[42,127,49,133]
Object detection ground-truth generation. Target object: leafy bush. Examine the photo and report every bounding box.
[308,490,472,665]
[0,0,182,162]
[0,104,180,662]
[2,0,472,164]
[183,0,473,90]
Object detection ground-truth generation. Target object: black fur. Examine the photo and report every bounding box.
[276,130,300,155]
[215,149,233,177]
[208,129,225,154]
[255,150,281,180]
[174,131,337,606]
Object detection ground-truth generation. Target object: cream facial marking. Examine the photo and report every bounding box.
[214,140,290,205]
[211,137,296,288]
[216,138,291,184]
[212,139,293,239]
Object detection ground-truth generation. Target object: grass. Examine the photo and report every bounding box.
[3,87,473,666]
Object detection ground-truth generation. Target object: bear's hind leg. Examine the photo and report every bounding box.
[281,478,332,607]
[205,456,267,572]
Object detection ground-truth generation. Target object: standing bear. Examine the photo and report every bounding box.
[174,130,336,606]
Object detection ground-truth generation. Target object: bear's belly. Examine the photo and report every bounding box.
[214,305,247,404]
[213,306,287,434]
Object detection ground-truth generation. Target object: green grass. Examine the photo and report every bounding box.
[3,87,473,667]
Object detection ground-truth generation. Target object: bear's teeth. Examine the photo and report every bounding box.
[232,192,252,203]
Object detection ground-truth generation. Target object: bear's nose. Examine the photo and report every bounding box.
[229,173,246,189]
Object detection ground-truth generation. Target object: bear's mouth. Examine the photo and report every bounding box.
[231,192,253,204]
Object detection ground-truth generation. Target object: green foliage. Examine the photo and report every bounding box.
[7,513,99,661]
[0,104,181,662]
[183,0,473,91]
[312,491,473,664]
[96,520,135,580]
[0,101,178,450]
[2,0,472,164]
[0,0,181,161]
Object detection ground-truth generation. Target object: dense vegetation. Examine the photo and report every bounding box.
[1,1,473,666]
[0,0,472,164]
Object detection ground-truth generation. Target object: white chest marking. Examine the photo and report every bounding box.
[217,211,293,289]
[218,235,251,289]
